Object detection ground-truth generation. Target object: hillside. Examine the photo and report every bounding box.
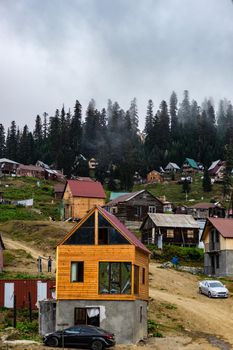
[0,177,62,222]
[135,173,226,207]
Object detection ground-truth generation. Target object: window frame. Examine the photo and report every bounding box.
[70,261,84,283]
[167,229,174,238]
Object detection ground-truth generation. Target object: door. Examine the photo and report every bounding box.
[37,281,47,302]
[4,283,14,308]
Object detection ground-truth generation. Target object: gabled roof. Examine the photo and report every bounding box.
[0,158,19,165]
[165,162,180,170]
[184,158,198,169]
[189,202,224,210]
[208,160,221,172]
[145,213,199,229]
[203,217,233,239]
[106,189,162,207]
[110,192,129,201]
[54,183,66,193]
[65,179,106,199]
[58,206,150,254]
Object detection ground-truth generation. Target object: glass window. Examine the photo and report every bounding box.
[64,214,95,245]
[99,262,131,294]
[71,262,84,282]
[98,214,129,245]
[187,230,194,238]
[134,265,139,295]
[142,268,145,284]
[148,206,156,213]
[167,229,174,238]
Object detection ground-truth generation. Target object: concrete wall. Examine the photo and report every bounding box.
[39,300,56,335]
[54,299,148,344]
[204,250,233,277]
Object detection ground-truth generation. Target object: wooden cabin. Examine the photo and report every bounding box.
[141,213,199,248]
[62,179,106,220]
[105,190,164,229]
[17,164,45,178]
[187,202,225,220]
[201,218,233,277]
[0,158,19,175]
[146,170,163,184]
[182,158,199,173]
[0,234,5,272]
[55,206,150,344]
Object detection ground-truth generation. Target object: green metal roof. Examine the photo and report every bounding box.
[185,158,198,169]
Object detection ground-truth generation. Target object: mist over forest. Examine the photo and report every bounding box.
[1,90,233,190]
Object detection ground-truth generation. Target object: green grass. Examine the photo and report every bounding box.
[0,176,61,221]
[134,173,225,206]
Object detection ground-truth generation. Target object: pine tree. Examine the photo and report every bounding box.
[170,91,178,136]
[0,124,5,158]
[202,168,212,192]
[6,121,18,160]
[144,99,154,135]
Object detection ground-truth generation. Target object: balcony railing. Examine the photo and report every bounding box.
[205,242,220,252]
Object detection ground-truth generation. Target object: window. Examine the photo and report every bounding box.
[167,229,174,238]
[216,231,219,243]
[74,308,100,327]
[142,267,145,284]
[99,262,131,294]
[187,230,194,238]
[64,214,95,245]
[98,214,129,245]
[136,206,142,217]
[148,206,156,213]
[71,262,84,282]
[134,265,139,295]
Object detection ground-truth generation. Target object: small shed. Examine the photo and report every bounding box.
[147,170,163,183]
[165,162,180,173]
[182,158,199,173]
[54,183,66,200]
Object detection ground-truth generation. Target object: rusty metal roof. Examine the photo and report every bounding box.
[147,213,199,228]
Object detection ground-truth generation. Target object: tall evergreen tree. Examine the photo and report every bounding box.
[144,99,154,135]
[202,168,212,192]
[0,124,5,158]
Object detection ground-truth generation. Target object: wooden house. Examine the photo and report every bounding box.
[187,202,225,220]
[165,162,180,173]
[208,160,225,182]
[17,164,45,178]
[201,217,233,276]
[141,213,199,248]
[105,190,164,228]
[62,179,106,220]
[0,158,19,175]
[182,158,199,173]
[54,183,65,200]
[146,170,163,184]
[54,206,150,343]
[0,234,5,272]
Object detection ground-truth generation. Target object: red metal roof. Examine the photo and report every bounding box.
[97,206,151,254]
[207,217,233,238]
[67,180,106,199]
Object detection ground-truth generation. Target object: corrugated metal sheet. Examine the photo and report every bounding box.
[0,279,55,309]
[207,217,233,238]
[148,213,199,228]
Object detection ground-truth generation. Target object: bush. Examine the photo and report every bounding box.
[149,244,204,263]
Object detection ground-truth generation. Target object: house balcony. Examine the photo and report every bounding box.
[205,242,220,252]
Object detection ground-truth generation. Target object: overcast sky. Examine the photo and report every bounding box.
[0,0,233,131]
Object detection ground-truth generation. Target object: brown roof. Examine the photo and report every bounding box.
[54,184,65,193]
[206,217,233,238]
[66,179,106,199]
[189,202,224,209]
[18,164,44,171]
[106,189,162,206]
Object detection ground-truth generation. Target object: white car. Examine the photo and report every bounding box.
[199,280,229,298]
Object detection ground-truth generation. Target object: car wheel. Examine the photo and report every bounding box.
[199,287,202,294]
[208,291,212,298]
[46,336,59,347]
[91,340,104,350]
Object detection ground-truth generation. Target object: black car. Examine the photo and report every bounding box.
[43,324,115,350]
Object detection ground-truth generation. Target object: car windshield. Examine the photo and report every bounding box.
[209,282,223,288]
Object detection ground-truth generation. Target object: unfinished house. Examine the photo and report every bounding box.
[140,213,199,248]
[54,206,150,343]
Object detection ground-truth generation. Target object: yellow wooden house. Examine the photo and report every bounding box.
[62,179,106,220]
[55,205,150,343]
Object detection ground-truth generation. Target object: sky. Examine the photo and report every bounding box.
[0,0,233,131]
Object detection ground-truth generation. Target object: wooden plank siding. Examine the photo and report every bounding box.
[56,245,149,301]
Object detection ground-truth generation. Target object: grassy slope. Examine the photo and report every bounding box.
[134,173,225,207]
[0,176,62,221]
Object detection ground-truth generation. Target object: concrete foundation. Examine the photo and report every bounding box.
[204,250,233,277]
[39,300,56,335]
[54,299,148,344]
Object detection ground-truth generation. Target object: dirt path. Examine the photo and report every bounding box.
[3,236,46,260]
